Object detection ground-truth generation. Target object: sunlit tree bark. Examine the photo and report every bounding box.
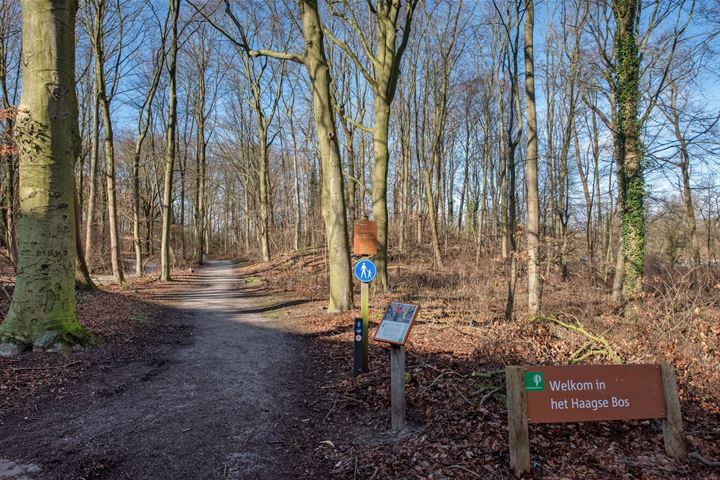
[0,0,90,353]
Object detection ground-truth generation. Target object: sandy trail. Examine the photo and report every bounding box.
[0,260,306,479]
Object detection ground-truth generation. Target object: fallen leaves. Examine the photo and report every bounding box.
[252,248,720,479]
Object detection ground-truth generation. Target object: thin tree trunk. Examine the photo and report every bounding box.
[161,0,180,282]
[289,109,302,251]
[524,0,541,317]
[258,129,271,261]
[75,180,94,289]
[84,93,99,270]
[91,2,124,284]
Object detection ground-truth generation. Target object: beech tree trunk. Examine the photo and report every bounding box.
[301,0,353,312]
[0,0,90,353]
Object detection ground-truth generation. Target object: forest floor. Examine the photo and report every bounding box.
[0,250,719,479]
[234,246,720,480]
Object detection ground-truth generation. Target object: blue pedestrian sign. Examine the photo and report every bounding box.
[354,259,377,283]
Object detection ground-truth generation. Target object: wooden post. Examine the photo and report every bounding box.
[390,345,406,431]
[361,280,369,371]
[661,364,686,460]
[506,366,530,477]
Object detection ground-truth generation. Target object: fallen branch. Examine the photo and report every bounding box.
[338,393,368,406]
[447,464,482,477]
[9,360,82,372]
[323,399,338,424]
[540,315,621,364]
[689,451,720,467]
[479,387,501,406]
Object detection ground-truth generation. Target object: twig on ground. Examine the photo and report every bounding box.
[690,451,720,467]
[9,360,82,372]
[479,387,501,406]
[338,394,368,406]
[447,464,482,477]
[323,399,338,424]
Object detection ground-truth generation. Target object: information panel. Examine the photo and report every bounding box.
[525,364,666,424]
[374,302,420,346]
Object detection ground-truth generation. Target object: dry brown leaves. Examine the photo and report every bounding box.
[251,247,720,479]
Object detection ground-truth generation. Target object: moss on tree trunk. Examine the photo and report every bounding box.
[0,0,90,353]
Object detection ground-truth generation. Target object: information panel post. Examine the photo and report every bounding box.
[390,344,407,431]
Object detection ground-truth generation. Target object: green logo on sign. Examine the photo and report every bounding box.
[525,372,544,392]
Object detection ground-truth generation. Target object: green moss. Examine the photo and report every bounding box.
[244,276,262,286]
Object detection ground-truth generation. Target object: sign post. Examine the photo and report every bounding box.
[353,318,364,376]
[353,258,377,374]
[353,220,378,375]
[390,345,406,431]
[374,302,420,432]
[361,282,369,370]
[505,363,686,477]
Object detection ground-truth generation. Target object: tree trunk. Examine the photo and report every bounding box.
[160,0,180,282]
[196,106,207,265]
[132,150,143,275]
[614,0,645,300]
[524,0,542,318]
[423,164,443,269]
[300,0,353,312]
[258,128,271,262]
[84,93,99,271]
[289,110,302,251]
[667,88,701,268]
[372,98,391,288]
[75,180,94,289]
[98,86,124,284]
[91,1,124,284]
[0,0,90,352]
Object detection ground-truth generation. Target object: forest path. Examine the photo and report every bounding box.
[0,260,309,479]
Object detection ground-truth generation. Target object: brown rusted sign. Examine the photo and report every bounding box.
[524,364,666,424]
[353,220,377,256]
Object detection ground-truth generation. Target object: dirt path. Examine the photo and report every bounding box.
[0,260,311,479]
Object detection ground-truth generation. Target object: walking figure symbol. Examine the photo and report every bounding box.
[354,259,377,283]
[360,264,370,280]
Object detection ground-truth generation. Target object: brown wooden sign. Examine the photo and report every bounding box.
[525,364,666,423]
[505,364,686,477]
[353,220,377,256]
